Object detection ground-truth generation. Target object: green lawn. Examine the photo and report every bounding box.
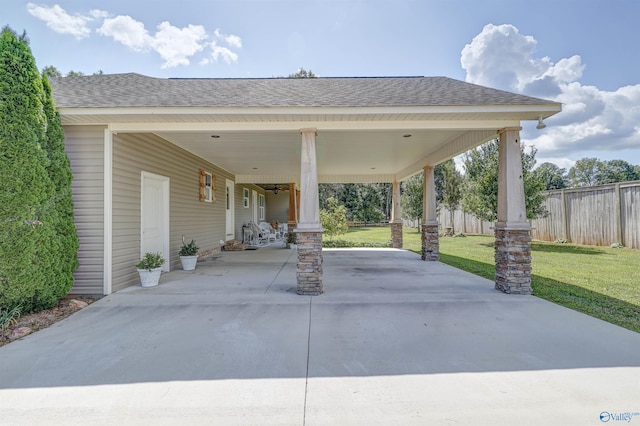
[340,227,640,332]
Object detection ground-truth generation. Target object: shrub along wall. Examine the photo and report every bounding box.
[0,27,79,313]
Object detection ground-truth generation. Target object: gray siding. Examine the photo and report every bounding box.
[234,184,264,237]
[265,191,289,224]
[112,133,234,292]
[64,125,106,295]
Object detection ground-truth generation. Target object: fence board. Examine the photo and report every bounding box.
[430,181,640,249]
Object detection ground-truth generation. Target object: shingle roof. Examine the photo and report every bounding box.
[50,73,558,109]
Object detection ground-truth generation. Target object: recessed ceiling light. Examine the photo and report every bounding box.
[211,135,220,138]
[371,167,376,170]
[403,134,412,138]
[252,167,258,170]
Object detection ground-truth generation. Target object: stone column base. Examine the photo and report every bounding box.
[390,222,403,249]
[495,227,532,295]
[421,223,439,261]
[296,231,323,295]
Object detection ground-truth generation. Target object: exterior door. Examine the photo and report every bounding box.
[141,172,169,271]
[226,179,235,240]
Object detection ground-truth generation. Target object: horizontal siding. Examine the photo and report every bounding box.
[265,191,289,224]
[112,133,235,292]
[64,125,106,295]
[234,184,265,237]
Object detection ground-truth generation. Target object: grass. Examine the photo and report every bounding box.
[338,227,640,333]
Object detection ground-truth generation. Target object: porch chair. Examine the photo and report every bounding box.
[259,221,277,242]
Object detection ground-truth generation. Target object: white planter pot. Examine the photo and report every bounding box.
[180,255,198,271]
[138,267,163,288]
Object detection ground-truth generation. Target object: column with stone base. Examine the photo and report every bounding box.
[494,226,532,294]
[421,221,439,261]
[390,222,403,248]
[296,231,323,295]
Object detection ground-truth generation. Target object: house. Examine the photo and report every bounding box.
[50,74,561,296]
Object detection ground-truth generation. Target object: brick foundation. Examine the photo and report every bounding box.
[421,223,439,261]
[390,222,403,249]
[296,231,323,295]
[494,227,532,294]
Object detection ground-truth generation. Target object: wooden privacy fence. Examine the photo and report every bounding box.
[431,180,640,249]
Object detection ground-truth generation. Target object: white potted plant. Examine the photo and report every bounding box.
[136,252,165,288]
[179,237,199,271]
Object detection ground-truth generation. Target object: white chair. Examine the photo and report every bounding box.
[259,222,276,242]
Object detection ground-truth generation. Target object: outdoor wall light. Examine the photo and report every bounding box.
[536,116,547,130]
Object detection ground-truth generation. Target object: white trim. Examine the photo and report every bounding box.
[225,179,235,240]
[102,119,524,133]
[103,129,113,295]
[58,104,562,118]
[141,171,171,272]
[258,193,265,221]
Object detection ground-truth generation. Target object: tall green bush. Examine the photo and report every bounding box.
[0,27,76,312]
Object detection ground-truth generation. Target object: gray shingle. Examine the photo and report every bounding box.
[50,73,558,108]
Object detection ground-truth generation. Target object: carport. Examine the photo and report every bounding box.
[52,74,561,295]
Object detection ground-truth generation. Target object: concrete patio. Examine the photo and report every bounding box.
[1,246,638,425]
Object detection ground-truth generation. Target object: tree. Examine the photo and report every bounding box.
[461,139,547,222]
[401,172,423,223]
[595,159,639,184]
[40,74,79,304]
[439,159,463,233]
[535,162,569,190]
[320,197,348,240]
[66,70,85,77]
[0,27,56,312]
[568,157,600,187]
[288,67,317,78]
[42,65,61,78]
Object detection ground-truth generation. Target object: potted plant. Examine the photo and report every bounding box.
[286,231,297,249]
[136,252,165,288]
[179,237,199,271]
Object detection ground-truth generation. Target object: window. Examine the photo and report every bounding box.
[243,188,249,208]
[199,170,215,202]
[204,172,213,202]
[258,194,265,220]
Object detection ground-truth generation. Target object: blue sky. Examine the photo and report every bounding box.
[5,0,640,169]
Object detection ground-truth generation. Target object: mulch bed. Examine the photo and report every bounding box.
[0,296,98,348]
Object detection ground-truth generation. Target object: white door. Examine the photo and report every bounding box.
[141,172,170,271]
[252,190,258,223]
[226,179,235,240]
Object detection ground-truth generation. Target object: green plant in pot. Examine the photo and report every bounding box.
[179,237,199,271]
[286,231,297,249]
[136,252,165,287]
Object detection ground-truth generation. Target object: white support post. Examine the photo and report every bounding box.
[421,166,439,260]
[390,180,403,248]
[296,128,323,295]
[495,127,532,294]
[297,129,322,231]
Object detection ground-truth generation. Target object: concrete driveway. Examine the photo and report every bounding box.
[1,247,639,425]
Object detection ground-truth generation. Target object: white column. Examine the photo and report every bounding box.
[423,166,437,224]
[497,128,529,229]
[297,128,322,231]
[391,180,402,223]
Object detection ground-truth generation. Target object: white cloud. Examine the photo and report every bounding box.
[98,15,151,51]
[214,28,242,48]
[150,22,208,68]
[211,42,239,64]
[26,3,96,39]
[462,23,640,163]
[27,4,241,69]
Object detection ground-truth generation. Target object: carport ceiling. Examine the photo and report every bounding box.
[156,128,475,182]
